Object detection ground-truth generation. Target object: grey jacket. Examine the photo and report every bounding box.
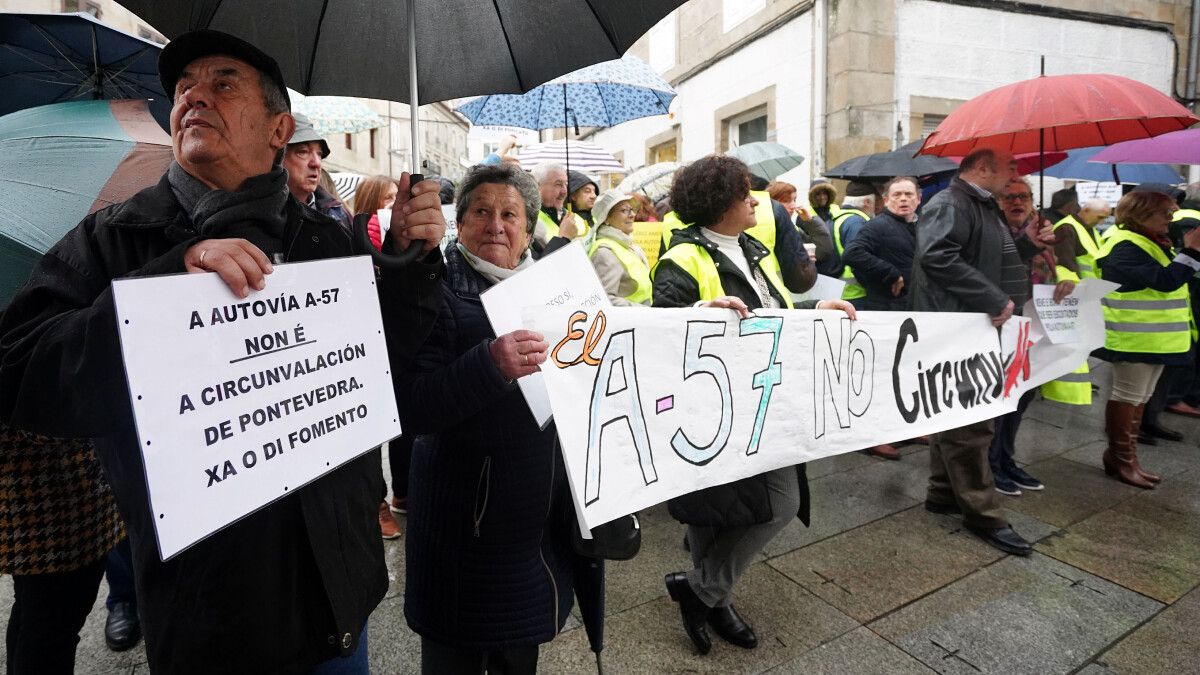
[911,178,1041,314]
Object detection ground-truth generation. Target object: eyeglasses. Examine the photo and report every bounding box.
[615,206,635,216]
[1001,193,1032,202]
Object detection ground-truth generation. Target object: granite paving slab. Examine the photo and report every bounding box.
[601,503,694,616]
[1002,457,1141,528]
[766,626,935,674]
[367,594,421,673]
[761,458,923,558]
[1012,415,1104,465]
[539,562,859,674]
[767,506,1002,622]
[1062,439,1200,482]
[1037,496,1200,603]
[870,553,1162,675]
[1096,585,1200,674]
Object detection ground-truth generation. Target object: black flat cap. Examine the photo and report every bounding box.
[159,29,289,111]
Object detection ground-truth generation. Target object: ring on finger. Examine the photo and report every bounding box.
[199,249,209,267]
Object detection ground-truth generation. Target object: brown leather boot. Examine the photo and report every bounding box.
[1131,404,1162,483]
[1103,401,1155,489]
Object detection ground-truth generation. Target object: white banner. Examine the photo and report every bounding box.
[112,257,401,560]
[533,280,1112,530]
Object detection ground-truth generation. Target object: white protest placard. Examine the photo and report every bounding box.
[479,241,612,428]
[792,274,846,303]
[1026,280,1118,346]
[112,257,401,560]
[532,293,1107,530]
[1031,284,1081,344]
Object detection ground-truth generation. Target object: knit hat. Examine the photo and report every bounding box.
[568,170,599,199]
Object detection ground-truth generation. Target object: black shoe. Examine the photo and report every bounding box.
[104,601,141,652]
[966,525,1032,556]
[664,572,712,654]
[1005,465,1044,491]
[1142,422,1184,443]
[924,499,961,515]
[1137,431,1158,446]
[708,605,758,649]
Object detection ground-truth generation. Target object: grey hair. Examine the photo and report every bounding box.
[1006,176,1033,192]
[456,164,542,234]
[1081,198,1111,212]
[1186,182,1200,203]
[531,162,566,184]
[258,72,290,115]
[843,194,875,210]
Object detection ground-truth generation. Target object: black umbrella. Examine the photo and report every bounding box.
[824,138,958,181]
[0,12,169,122]
[117,0,686,267]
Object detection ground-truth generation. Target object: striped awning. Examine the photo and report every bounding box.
[330,172,365,205]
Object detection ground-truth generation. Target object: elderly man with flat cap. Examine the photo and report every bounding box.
[0,30,445,674]
[285,112,353,230]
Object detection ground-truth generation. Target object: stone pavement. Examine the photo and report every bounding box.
[3,360,1200,674]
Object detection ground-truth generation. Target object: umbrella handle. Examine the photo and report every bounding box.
[353,173,427,268]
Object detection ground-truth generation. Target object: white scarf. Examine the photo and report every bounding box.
[456,242,535,285]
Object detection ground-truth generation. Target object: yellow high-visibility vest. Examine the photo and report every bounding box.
[1053,214,1100,282]
[1096,227,1195,354]
[654,235,794,309]
[832,208,870,300]
[661,190,777,261]
[588,236,653,305]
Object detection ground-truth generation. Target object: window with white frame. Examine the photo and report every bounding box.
[723,0,765,32]
[648,13,676,72]
[727,107,767,148]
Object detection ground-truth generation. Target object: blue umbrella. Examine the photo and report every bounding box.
[0,12,167,118]
[1043,145,1183,184]
[455,55,675,131]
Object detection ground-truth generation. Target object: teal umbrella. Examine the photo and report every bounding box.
[726,141,805,181]
[0,99,172,308]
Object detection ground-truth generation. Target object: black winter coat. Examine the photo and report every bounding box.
[396,244,576,649]
[842,209,915,311]
[653,225,812,528]
[0,173,444,673]
[910,178,1042,314]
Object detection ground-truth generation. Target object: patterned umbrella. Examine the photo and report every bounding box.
[292,95,386,136]
[455,56,675,130]
[517,140,624,174]
[0,99,172,308]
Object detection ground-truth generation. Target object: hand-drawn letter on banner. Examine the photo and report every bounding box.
[112,257,400,560]
[534,281,1110,530]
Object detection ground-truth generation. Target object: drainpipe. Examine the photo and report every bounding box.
[1189,0,1199,184]
[812,0,828,180]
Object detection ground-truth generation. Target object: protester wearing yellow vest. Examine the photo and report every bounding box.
[1095,191,1200,490]
[531,162,582,255]
[1041,199,1113,406]
[588,191,653,306]
[659,188,819,294]
[831,181,878,301]
[652,156,855,656]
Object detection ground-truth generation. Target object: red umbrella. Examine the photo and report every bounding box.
[917,74,1197,157]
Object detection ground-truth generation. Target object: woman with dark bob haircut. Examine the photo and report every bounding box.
[653,155,855,655]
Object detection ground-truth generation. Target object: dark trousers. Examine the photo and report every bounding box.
[389,433,414,500]
[928,418,1007,530]
[104,537,135,610]
[1166,346,1200,407]
[6,558,105,675]
[420,636,538,675]
[988,390,1035,478]
[1143,367,1175,426]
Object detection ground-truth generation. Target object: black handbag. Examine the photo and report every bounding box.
[572,513,642,561]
